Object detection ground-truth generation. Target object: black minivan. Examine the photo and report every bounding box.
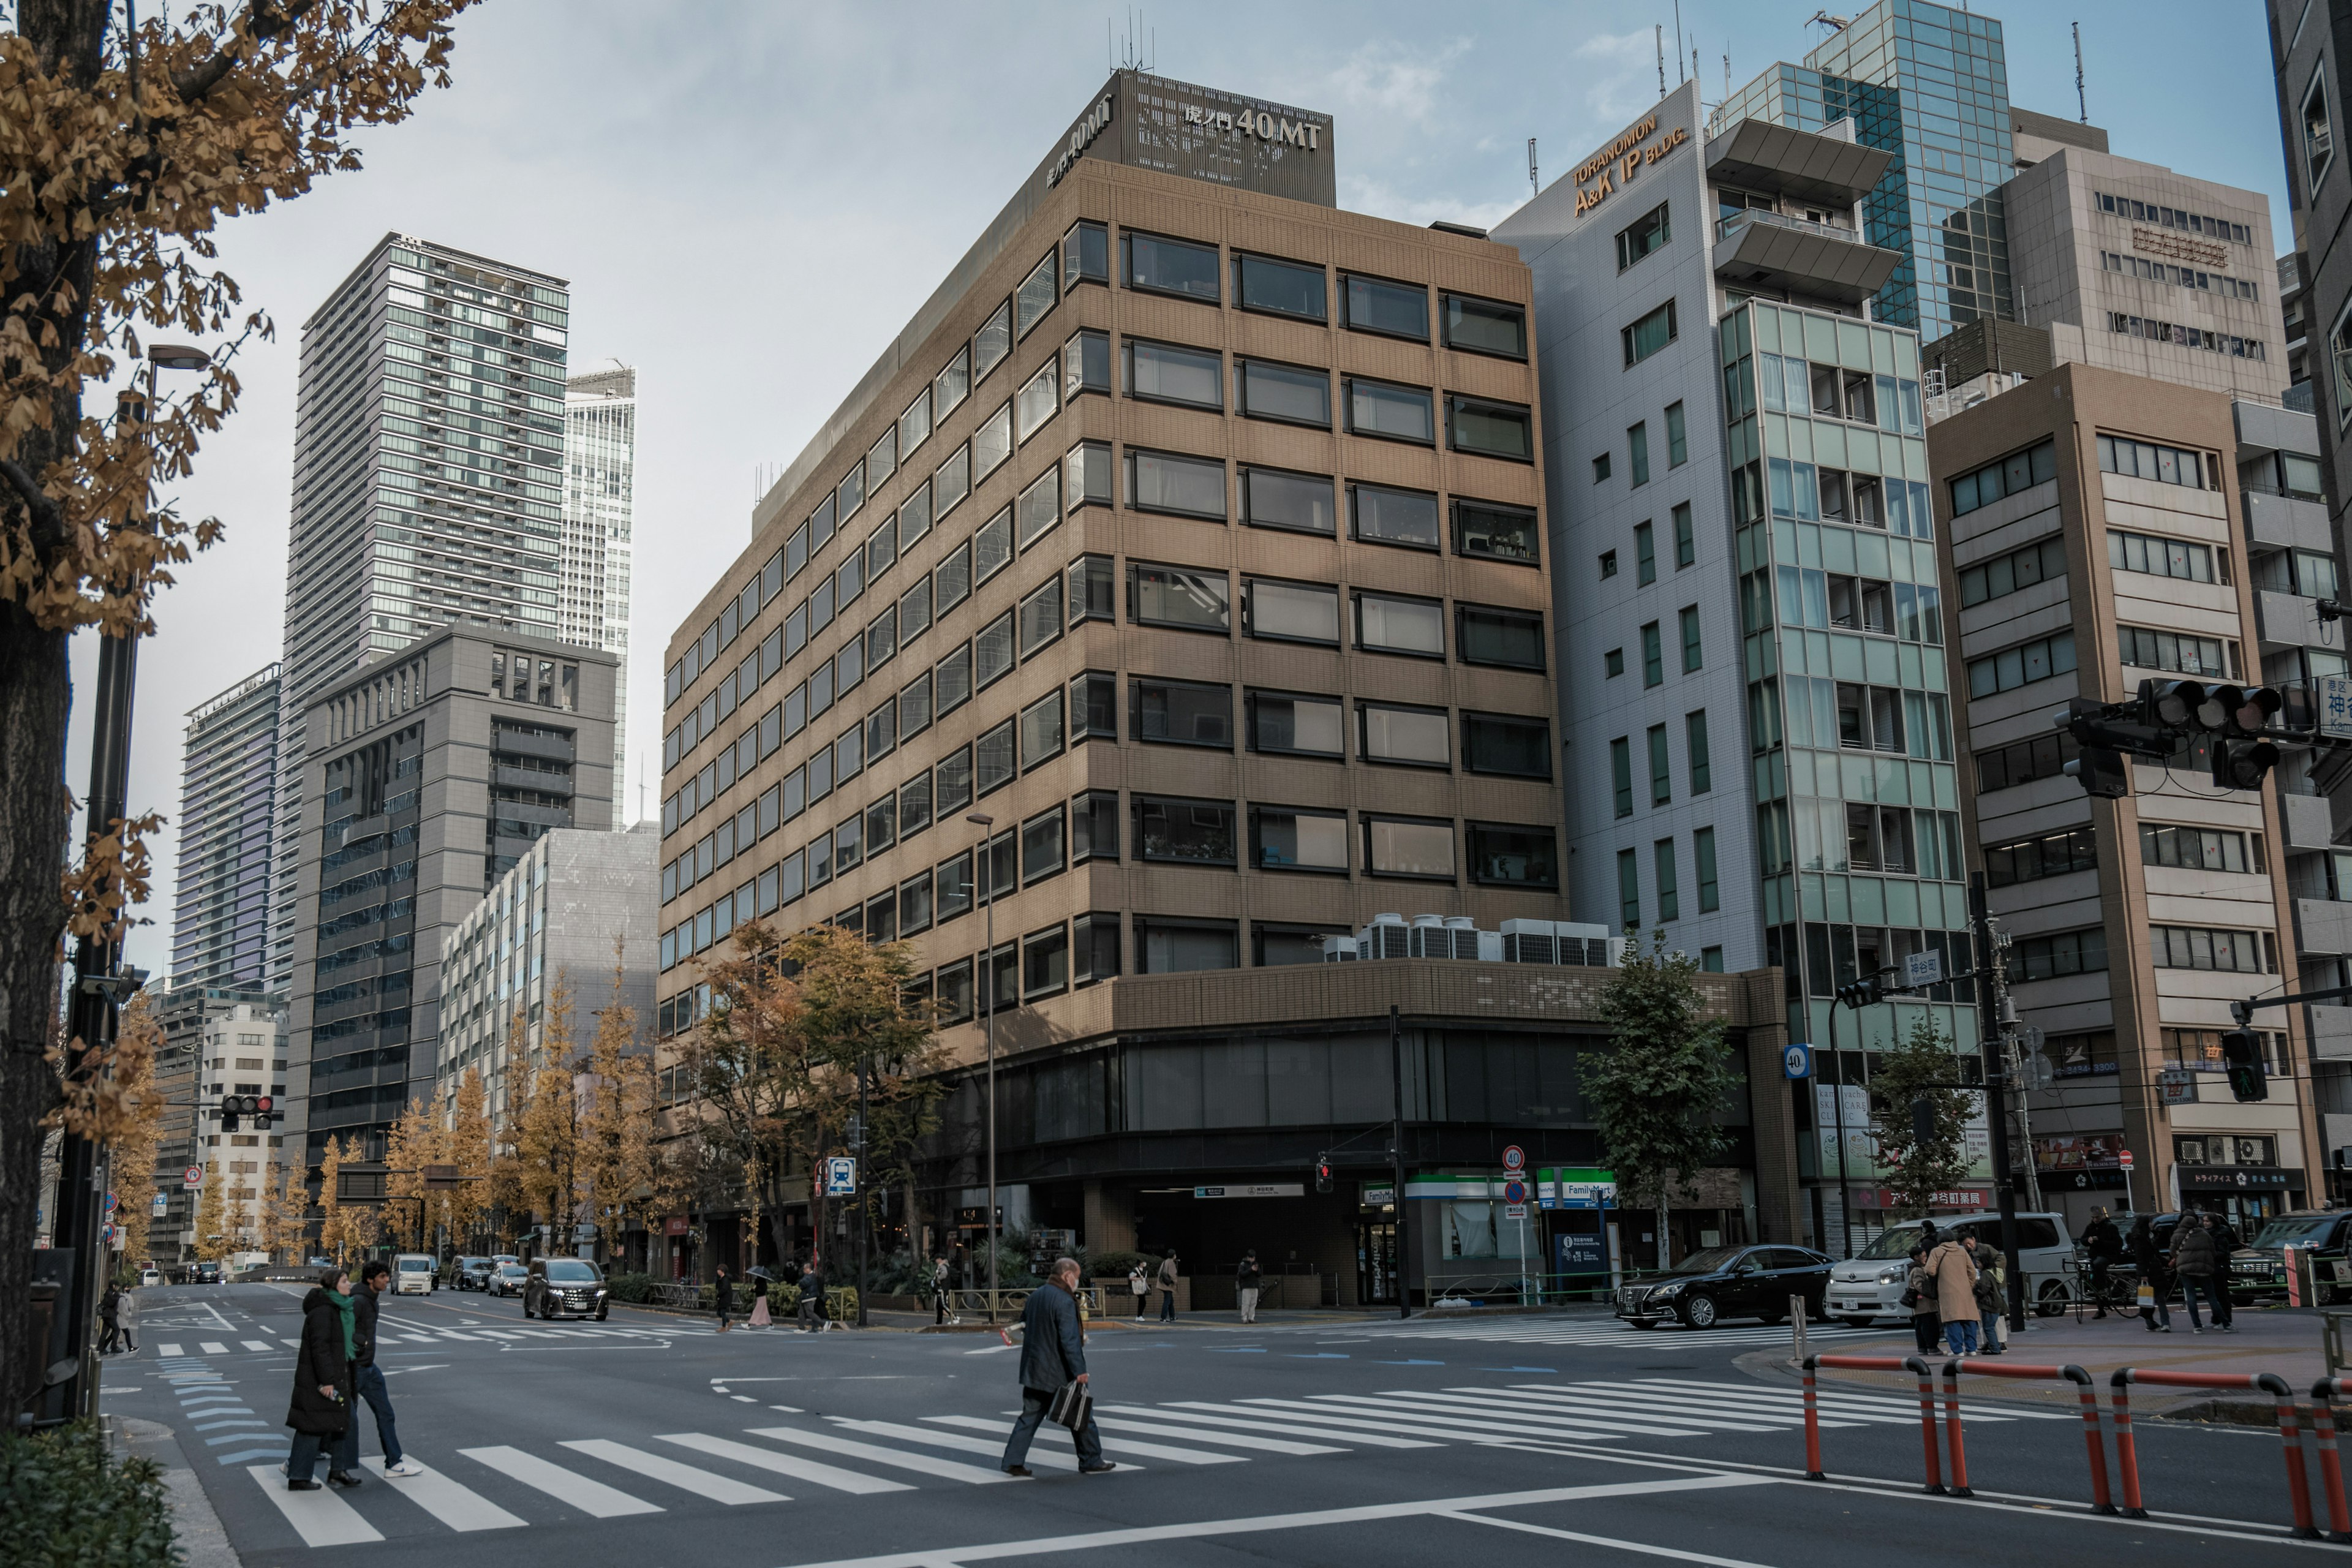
[1614,1244,1835,1330]
[523,1256,610,1321]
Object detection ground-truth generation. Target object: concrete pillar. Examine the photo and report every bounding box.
[1082,1180,1134,1256]
[1743,973,1803,1245]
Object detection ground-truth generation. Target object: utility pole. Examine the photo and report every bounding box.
[1390,1005,1410,1319]
[1827,1003,1854,1257]
[1970,872,2027,1331]
[855,1054,870,1328]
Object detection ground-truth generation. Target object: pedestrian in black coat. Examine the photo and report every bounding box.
[285,1273,357,1490]
[96,1285,123,1355]
[714,1265,734,1333]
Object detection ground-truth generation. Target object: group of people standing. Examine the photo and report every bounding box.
[1901,1227,2010,1355]
[708,1259,833,1332]
[2081,1207,2240,1333]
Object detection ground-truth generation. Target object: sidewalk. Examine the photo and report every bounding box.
[1754,1303,2329,1414]
[113,1415,240,1568]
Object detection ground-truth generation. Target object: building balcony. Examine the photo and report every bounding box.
[1706,118,1894,209]
[493,762,573,792]
[2312,1007,2352,1063]
[491,726,575,763]
[2298,897,2352,958]
[2244,485,2333,553]
[2256,589,2328,653]
[2282,788,2339,853]
[1713,210,1901,306]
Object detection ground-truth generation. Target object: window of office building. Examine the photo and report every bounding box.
[1123,232,1219,301]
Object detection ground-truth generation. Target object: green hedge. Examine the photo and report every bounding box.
[0,1422,179,1568]
[606,1272,654,1303]
[1085,1250,1164,1281]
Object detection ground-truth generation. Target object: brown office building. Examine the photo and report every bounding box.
[650,74,1798,1304]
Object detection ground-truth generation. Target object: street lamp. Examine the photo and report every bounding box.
[966,812,997,1318]
[55,343,207,1423]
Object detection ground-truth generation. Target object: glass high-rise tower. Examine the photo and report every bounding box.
[266,235,571,991]
[562,363,636,814]
[170,663,281,991]
[1714,0,2015,342]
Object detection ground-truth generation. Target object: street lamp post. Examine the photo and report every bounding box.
[52,344,207,1423]
[966,813,997,1321]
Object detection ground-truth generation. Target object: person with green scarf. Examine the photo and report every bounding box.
[285,1270,358,1491]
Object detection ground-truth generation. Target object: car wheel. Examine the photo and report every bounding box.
[595,1307,608,1321]
[1678,1294,1718,1330]
[1758,1308,1786,1325]
[2035,1280,2068,1318]
[1625,1317,1657,1330]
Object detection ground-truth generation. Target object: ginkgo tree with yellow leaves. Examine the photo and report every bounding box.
[0,0,481,1410]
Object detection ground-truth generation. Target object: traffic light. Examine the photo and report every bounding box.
[253,1095,274,1132]
[2212,737,2281,791]
[2062,745,2130,799]
[2145,679,2222,731]
[2213,684,2283,736]
[218,1093,271,1132]
[1314,1156,1333,1194]
[1835,976,1883,1010]
[2220,1028,2269,1103]
[219,1093,241,1133]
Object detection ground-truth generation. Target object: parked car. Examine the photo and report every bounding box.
[486,1262,529,1297]
[453,1256,494,1291]
[2228,1210,2352,1304]
[1615,1245,1833,1330]
[393,1253,437,1295]
[190,1261,221,1285]
[137,1267,163,1288]
[1823,1212,2077,1325]
[524,1257,610,1321]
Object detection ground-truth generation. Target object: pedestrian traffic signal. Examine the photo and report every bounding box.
[2220,1029,2269,1103]
[1314,1156,1333,1194]
[1834,976,1883,1010]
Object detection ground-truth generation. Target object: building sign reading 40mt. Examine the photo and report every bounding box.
[1182,103,1322,151]
[1572,112,1688,216]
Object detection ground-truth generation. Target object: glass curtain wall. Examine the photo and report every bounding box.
[1721,300,1980,1103]
[1711,0,2014,339]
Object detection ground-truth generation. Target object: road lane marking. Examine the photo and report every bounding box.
[247,1466,383,1546]
[241,1340,273,1351]
[158,1343,184,1356]
[1155,1403,1439,1449]
[200,1341,228,1355]
[930,1414,1234,1466]
[747,1426,1013,1485]
[1439,1508,1776,1566]
[458,1446,662,1518]
[360,1456,527,1529]
[656,1433,912,1494]
[1091,1409,1341,1455]
[777,1472,1777,1567]
[834,1419,1085,1472]
[561,1439,789,1504]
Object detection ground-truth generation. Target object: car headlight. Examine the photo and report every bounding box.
[1877,1268,1904,1284]
[1652,1281,1685,1297]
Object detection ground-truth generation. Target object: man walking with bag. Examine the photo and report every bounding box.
[1000,1257,1114,1477]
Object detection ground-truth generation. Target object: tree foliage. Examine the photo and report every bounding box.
[98,993,163,1263]
[1867,1016,1976,1220]
[1583,932,1738,1267]
[0,0,480,1412]
[682,922,944,1270]
[190,1159,225,1262]
[579,951,661,1261]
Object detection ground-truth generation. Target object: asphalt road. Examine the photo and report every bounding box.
[100,1284,2339,1567]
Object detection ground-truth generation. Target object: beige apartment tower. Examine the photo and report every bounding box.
[1938,363,2321,1229]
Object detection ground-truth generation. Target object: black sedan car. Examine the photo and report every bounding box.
[1615,1245,1834,1330]
[524,1257,610,1321]
[453,1256,495,1291]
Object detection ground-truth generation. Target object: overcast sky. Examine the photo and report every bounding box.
[89,0,2290,980]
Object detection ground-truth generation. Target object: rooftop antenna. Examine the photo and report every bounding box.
[1528,137,1538,198]
[1725,53,1732,101]
[1807,10,1853,32]
[1674,0,1686,82]
[1656,25,1666,98]
[2073,21,2087,124]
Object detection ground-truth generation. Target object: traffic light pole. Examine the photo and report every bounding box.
[1969,872,2029,1333]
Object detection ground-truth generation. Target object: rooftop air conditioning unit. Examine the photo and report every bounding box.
[1320,935,1359,963]
[1359,914,1409,960]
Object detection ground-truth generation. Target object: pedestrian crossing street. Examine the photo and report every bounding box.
[239,1376,2078,1547]
[155,1313,712,1359]
[1340,1316,1898,1348]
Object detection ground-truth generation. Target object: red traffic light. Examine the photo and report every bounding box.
[255,1095,273,1114]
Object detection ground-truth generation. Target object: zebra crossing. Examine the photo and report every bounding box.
[233,1376,2077,1547]
[154,1316,711,1359]
[1336,1316,1898,1348]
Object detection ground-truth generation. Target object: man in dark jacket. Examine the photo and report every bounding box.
[285,1274,355,1491]
[2082,1208,2125,1317]
[797,1261,824,1332]
[2172,1212,2228,1332]
[340,1261,420,1477]
[96,1284,123,1355]
[1000,1257,1112,1477]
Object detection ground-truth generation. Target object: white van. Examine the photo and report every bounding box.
[1823,1212,2077,1324]
[393,1253,438,1295]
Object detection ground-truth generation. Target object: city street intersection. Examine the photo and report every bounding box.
[102,1284,2334,1567]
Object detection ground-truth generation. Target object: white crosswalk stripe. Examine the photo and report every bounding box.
[1157,1401,1441,1448]
[359,1457,526,1529]
[925,1412,1241,1466]
[1342,1317,1891,1348]
[248,1466,383,1546]
[1093,1406,1341,1455]
[745,1425,1013,1485]
[828,1417,1090,1474]
[241,1340,273,1352]
[459,1446,662,1518]
[157,1343,183,1357]
[200,1341,228,1354]
[656,1432,913,1494]
[560,1440,790,1504]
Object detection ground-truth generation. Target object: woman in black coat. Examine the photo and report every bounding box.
[285,1272,357,1490]
[714,1265,734,1333]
